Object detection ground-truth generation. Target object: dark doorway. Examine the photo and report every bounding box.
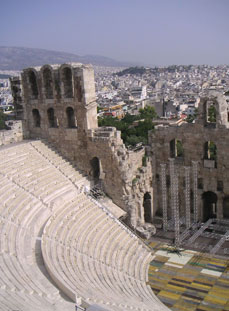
[32,109,41,127]
[90,157,100,179]
[143,192,152,223]
[202,191,217,221]
[223,197,229,219]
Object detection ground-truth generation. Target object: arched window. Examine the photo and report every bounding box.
[170,139,184,158]
[204,141,217,160]
[66,107,76,128]
[43,68,53,99]
[28,70,38,99]
[143,192,152,223]
[47,108,58,128]
[32,109,41,127]
[62,67,73,98]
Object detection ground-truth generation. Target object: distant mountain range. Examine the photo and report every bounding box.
[0,46,137,70]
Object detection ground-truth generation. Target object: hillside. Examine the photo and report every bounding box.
[0,46,134,70]
[115,66,148,76]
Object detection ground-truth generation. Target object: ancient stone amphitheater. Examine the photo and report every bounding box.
[0,139,168,311]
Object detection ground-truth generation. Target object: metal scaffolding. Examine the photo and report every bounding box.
[174,173,180,246]
[192,161,198,223]
[169,158,180,246]
[169,158,175,222]
[184,166,191,229]
[160,163,168,231]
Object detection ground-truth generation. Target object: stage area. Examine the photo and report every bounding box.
[148,241,229,311]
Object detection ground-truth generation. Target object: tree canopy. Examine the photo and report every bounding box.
[98,106,157,147]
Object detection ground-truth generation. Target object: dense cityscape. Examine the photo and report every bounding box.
[2,65,229,122]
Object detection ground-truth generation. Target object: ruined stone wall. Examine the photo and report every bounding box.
[0,120,24,146]
[150,91,229,222]
[20,63,153,227]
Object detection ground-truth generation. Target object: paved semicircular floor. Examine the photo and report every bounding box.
[148,241,229,311]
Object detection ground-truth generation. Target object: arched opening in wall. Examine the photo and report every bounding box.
[90,157,100,180]
[66,107,76,128]
[47,108,58,128]
[207,103,216,123]
[32,109,41,127]
[202,191,217,222]
[143,192,152,222]
[43,68,53,99]
[170,139,184,158]
[204,141,217,167]
[223,197,229,219]
[28,70,38,99]
[62,67,73,98]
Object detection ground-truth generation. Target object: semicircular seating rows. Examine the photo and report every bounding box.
[0,140,168,311]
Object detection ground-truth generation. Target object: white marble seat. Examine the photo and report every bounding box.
[0,140,168,311]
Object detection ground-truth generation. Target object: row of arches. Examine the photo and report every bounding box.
[170,139,217,162]
[32,107,76,128]
[27,66,78,100]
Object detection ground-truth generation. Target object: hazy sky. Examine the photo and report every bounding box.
[1,0,229,66]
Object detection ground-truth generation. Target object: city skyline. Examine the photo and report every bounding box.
[1,0,229,66]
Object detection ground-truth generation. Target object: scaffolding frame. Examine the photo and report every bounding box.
[161,163,168,231]
[192,161,198,223]
[184,166,191,229]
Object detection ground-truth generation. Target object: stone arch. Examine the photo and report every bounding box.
[61,66,73,98]
[42,66,53,99]
[170,139,184,158]
[47,108,58,128]
[223,197,229,219]
[90,157,100,180]
[28,70,38,99]
[202,191,217,221]
[143,192,152,223]
[32,109,41,127]
[204,141,217,160]
[66,107,76,128]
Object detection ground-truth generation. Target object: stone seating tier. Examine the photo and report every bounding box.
[0,140,167,311]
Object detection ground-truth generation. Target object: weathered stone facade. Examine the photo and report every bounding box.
[20,63,153,228]
[13,64,229,230]
[150,91,229,223]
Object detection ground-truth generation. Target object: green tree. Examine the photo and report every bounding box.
[139,106,157,120]
[186,108,198,123]
[176,140,184,157]
[209,141,217,160]
[98,111,154,147]
[208,105,216,123]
